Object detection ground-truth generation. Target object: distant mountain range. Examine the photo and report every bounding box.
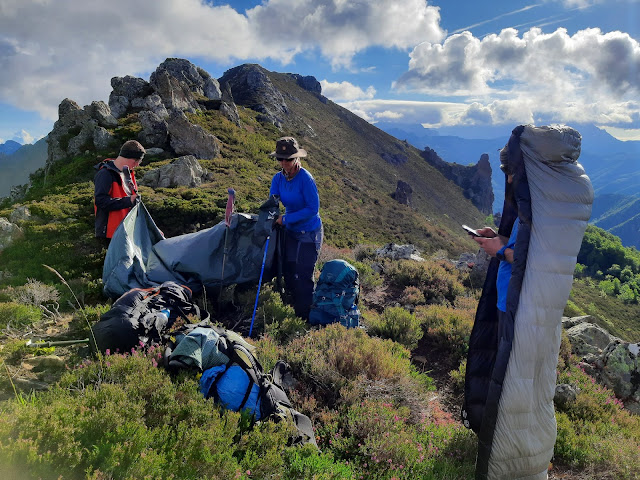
[0,137,48,198]
[0,140,23,156]
[378,122,640,249]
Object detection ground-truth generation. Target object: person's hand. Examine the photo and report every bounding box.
[476,227,497,238]
[275,215,283,226]
[474,236,504,257]
[130,193,138,204]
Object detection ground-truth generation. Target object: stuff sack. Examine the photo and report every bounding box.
[309,259,360,327]
[91,281,207,354]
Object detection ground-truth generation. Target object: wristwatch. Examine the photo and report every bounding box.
[496,245,507,262]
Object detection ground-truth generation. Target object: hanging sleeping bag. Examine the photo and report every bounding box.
[309,259,360,327]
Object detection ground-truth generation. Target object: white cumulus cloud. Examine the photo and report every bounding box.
[11,129,35,144]
[393,26,640,128]
[320,80,376,101]
[0,0,444,119]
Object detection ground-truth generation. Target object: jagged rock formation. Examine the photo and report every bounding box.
[45,59,325,170]
[46,58,237,169]
[0,218,22,251]
[219,64,289,128]
[421,148,493,215]
[139,155,212,188]
[392,180,413,206]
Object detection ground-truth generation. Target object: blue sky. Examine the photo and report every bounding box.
[0,0,638,144]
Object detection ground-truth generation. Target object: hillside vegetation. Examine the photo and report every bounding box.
[0,63,639,479]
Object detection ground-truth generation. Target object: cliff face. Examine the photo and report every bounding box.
[421,147,494,215]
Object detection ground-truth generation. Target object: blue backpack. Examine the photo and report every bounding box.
[309,259,360,327]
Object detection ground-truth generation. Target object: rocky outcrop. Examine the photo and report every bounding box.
[9,205,31,223]
[108,76,153,119]
[562,317,639,414]
[47,58,231,169]
[139,155,211,188]
[167,110,220,159]
[421,148,494,215]
[0,218,23,251]
[151,58,221,102]
[392,180,413,206]
[595,341,640,413]
[138,110,169,147]
[219,64,288,127]
[566,322,615,356]
[375,244,425,262]
[455,250,491,287]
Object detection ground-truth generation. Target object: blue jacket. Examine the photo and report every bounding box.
[270,168,321,232]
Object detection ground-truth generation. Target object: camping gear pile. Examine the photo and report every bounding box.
[91,281,317,448]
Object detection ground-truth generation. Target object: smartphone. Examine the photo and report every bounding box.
[462,224,483,237]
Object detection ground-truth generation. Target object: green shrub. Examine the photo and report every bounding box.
[366,306,424,350]
[415,303,475,361]
[385,259,465,304]
[0,346,300,480]
[449,359,466,394]
[0,302,42,329]
[554,362,640,477]
[282,324,431,411]
[322,399,476,479]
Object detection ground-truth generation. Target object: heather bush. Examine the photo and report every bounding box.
[281,324,431,411]
[385,259,465,304]
[554,362,640,478]
[415,303,475,361]
[321,399,476,479]
[0,346,299,480]
[366,306,424,350]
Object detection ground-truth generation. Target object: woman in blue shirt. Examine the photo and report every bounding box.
[269,136,323,320]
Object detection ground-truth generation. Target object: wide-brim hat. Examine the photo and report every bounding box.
[269,136,307,159]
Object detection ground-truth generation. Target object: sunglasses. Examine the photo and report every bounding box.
[278,158,295,162]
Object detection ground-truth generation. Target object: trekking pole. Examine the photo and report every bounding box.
[249,234,270,338]
[26,338,90,348]
[218,188,235,306]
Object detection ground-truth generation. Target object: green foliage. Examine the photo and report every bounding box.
[366,306,424,350]
[321,399,476,480]
[415,301,476,362]
[568,279,640,341]
[281,324,431,411]
[578,226,640,304]
[0,346,298,480]
[385,259,465,304]
[448,359,466,394]
[554,362,640,478]
[0,302,42,329]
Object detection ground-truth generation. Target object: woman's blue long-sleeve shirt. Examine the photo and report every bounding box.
[270,168,322,232]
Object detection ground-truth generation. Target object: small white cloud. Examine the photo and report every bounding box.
[11,129,34,144]
[598,126,640,141]
[374,110,404,120]
[320,80,376,101]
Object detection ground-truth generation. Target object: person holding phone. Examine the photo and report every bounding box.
[461,125,593,480]
[269,136,323,320]
[466,172,517,313]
